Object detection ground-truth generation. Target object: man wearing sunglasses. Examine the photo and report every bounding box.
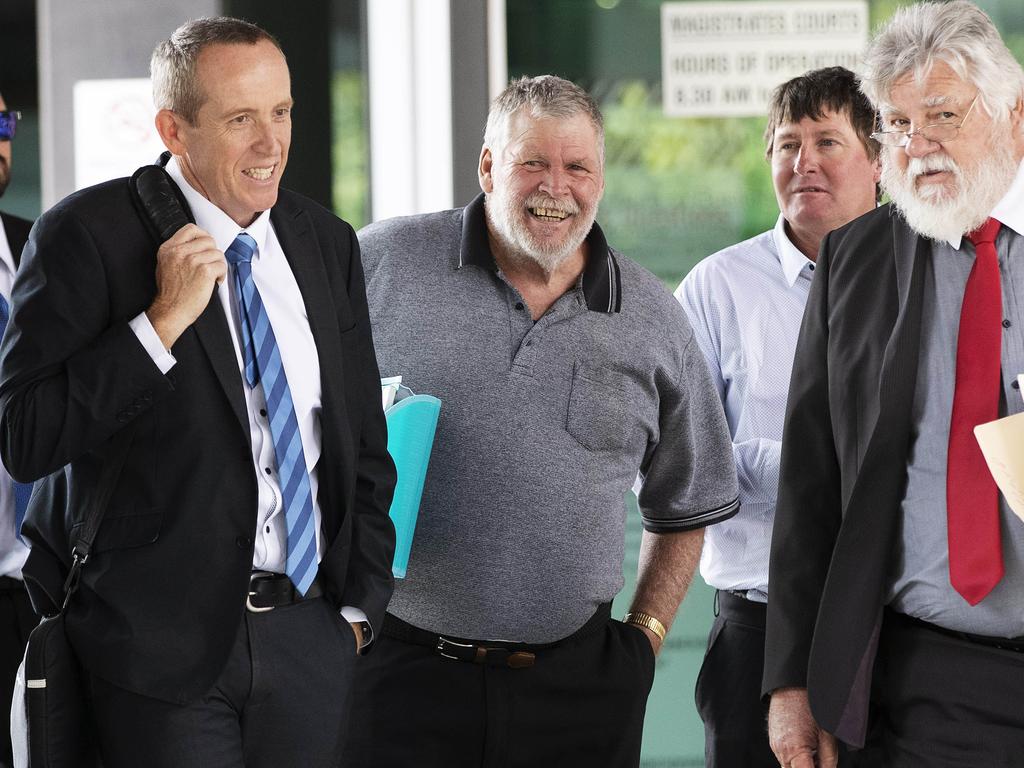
[0,91,33,768]
[765,2,1024,766]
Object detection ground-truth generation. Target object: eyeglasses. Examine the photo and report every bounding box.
[0,111,21,141]
[870,95,978,147]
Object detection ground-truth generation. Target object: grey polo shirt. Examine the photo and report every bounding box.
[359,194,738,643]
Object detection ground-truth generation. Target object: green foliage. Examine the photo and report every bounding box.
[600,80,777,285]
[332,71,369,229]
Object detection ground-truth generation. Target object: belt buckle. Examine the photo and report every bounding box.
[246,592,274,613]
[436,636,474,661]
[246,574,276,613]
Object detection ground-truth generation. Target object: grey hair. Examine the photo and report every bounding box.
[860,1,1024,122]
[483,75,604,157]
[151,16,282,125]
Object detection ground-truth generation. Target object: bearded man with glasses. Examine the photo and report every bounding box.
[764,2,1024,766]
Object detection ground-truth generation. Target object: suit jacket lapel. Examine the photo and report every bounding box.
[270,199,356,517]
[193,293,249,437]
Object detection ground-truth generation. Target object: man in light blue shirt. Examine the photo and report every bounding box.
[675,67,879,768]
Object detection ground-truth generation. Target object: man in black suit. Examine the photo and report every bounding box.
[3,18,395,768]
[764,2,1024,766]
[0,89,35,768]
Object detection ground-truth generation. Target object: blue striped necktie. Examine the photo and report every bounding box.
[0,294,31,543]
[224,233,318,595]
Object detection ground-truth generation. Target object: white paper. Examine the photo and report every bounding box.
[975,412,1024,523]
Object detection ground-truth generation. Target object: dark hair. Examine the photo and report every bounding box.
[764,66,878,161]
[151,17,282,125]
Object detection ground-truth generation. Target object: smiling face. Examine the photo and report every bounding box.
[157,39,292,227]
[770,108,880,259]
[479,110,604,274]
[878,61,1023,241]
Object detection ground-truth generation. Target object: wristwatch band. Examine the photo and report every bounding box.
[623,611,667,641]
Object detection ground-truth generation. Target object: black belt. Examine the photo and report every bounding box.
[717,590,767,628]
[889,610,1024,654]
[245,572,323,613]
[382,603,612,669]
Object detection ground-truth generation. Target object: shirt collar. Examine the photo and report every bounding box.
[773,214,815,287]
[457,192,621,313]
[946,158,1024,250]
[166,155,271,256]
[0,217,15,279]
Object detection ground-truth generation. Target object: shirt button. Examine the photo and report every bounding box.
[260,408,267,417]
[1003,319,1012,328]
[264,467,273,475]
[236,536,251,550]
[265,525,271,533]
[1013,380,1020,390]
[515,302,524,310]
[809,264,815,271]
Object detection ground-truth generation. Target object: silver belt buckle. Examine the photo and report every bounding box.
[245,589,274,614]
[436,636,473,660]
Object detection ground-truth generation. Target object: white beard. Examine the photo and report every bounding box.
[881,140,1017,243]
[485,188,596,276]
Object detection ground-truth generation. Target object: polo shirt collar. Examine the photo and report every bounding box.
[166,155,272,257]
[458,192,622,313]
[774,214,814,287]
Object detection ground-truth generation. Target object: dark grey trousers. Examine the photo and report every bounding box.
[86,596,356,768]
[869,612,1024,767]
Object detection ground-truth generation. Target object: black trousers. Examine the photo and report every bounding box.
[865,611,1024,767]
[695,591,776,768]
[87,596,356,768]
[340,608,656,768]
[0,577,36,768]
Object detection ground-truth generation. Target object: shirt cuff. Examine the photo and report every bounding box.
[129,313,176,374]
[340,605,372,647]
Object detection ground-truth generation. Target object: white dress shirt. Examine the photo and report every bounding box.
[0,215,27,580]
[675,215,814,600]
[130,158,366,625]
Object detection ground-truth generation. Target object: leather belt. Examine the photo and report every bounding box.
[246,572,323,613]
[382,603,612,670]
[717,590,767,628]
[890,610,1024,654]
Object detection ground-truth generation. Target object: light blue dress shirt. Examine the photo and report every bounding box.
[676,215,814,600]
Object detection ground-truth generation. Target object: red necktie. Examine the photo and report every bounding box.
[947,216,1004,605]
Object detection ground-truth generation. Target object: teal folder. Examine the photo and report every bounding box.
[385,394,441,578]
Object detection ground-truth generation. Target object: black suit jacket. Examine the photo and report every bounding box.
[1,175,396,704]
[763,203,929,747]
[1,211,32,268]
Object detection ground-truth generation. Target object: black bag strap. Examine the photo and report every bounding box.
[59,425,136,613]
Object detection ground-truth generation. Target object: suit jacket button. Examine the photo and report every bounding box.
[236,536,252,550]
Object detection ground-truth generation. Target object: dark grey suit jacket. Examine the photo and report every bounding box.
[1,211,31,268]
[763,203,929,747]
[3,176,396,704]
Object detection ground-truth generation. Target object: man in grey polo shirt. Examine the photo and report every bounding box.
[341,75,738,768]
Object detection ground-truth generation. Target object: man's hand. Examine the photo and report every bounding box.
[146,224,227,349]
[768,687,838,768]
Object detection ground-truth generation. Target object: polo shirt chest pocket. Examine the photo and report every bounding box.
[566,361,631,452]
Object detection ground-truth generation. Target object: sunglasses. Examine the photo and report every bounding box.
[0,111,21,141]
